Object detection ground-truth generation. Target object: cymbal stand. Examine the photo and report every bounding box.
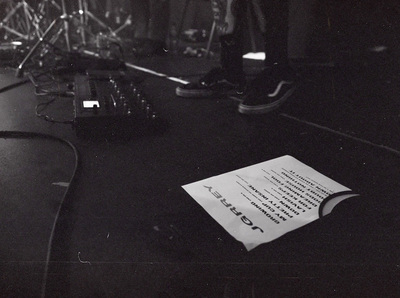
[37,0,61,15]
[79,0,132,41]
[113,14,132,35]
[36,0,62,29]
[79,0,113,41]
[14,0,133,77]
[0,0,43,41]
[15,0,73,77]
[77,0,87,45]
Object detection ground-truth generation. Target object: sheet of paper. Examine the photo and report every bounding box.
[182,155,357,251]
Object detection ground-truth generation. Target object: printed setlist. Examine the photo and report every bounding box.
[183,155,358,251]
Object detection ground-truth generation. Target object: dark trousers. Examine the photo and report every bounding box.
[130,0,169,41]
[215,0,317,68]
[253,0,317,63]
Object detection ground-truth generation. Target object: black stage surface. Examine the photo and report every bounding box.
[1,2,400,297]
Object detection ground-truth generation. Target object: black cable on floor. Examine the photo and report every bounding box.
[35,97,74,125]
[0,131,80,298]
[0,78,30,94]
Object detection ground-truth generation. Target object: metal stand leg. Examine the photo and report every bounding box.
[60,0,70,51]
[0,0,42,41]
[15,0,74,77]
[205,20,216,58]
[82,0,130,38]
[15,0,131,78]
[78,0,86,45]
[176,0,191,51]
[15,15,66,77]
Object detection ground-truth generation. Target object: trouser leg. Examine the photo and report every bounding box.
[251,0,317,65]
[210,0,247,73]
[148,0,169,42]
[130,0,149,39]
[287,0,317,60]
[262,0,289,66]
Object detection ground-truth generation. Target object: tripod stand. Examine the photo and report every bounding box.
[0,0,43,41]
[15,0,131,77]
[36,0,62,29]
[78,0,132,45]
[15,0,73,77]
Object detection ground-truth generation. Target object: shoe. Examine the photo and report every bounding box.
[238,66,298,114]
[176,67,245,98]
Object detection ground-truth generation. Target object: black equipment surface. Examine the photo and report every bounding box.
[73,70,162,138]
[54,53,127,75]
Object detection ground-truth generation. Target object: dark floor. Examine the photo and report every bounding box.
[1,2,400,298]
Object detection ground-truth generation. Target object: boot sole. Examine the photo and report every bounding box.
[238,86,297,114]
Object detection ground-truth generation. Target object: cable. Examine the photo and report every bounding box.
[34,89,74,97]
[27,66,75,98]
[35,97,74,125]
[0,78,30,94]
[0,131,80,298]
[28,70,56,87]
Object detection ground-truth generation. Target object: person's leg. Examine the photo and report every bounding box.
[147,0,169,43]
[130,0,149,40]
[263,0,290,67]
[131,0,169,56]
[238,0,316,114]
[176,0,246,98]
[288,0,317,61]
[216,0,246,81]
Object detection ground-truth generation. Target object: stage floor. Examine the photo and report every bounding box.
[1,5,400,296]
